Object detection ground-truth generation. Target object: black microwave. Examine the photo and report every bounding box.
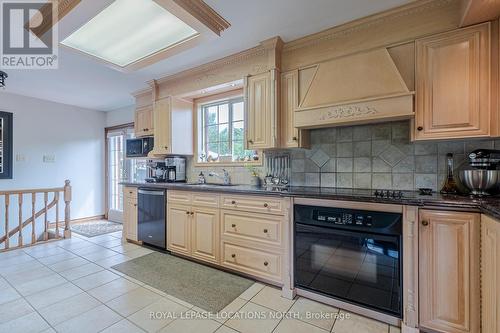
[126,137,154,157]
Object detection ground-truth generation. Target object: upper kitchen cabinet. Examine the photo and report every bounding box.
[415,22,497,140]
[244,70,279,150]
[149,96,193,157]
[134,105,154,138]
[281,70,310,148]
[292,47,415,129]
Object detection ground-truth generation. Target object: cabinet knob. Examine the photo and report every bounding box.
[292,137,297,141]
[417,126,423,131]
[164,146,168,150]
[190,212,194,216]
[422,220,429,226]
[186,211,190,215]
[263,203,268,208]
[231,200,237,205]
[144,128,149,131]
[231,224,236,228]
[263,261,269,266]
[134,204,137,207]
[248,139,253,144]
[231,254,236,258]
[129,191,133,194]
[263,229,268,234]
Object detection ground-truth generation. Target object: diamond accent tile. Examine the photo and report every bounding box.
[378,145,406,167]
[310,149,329,168]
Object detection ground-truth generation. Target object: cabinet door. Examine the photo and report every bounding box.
[134,106,153,137]
[151,97,172,155]
[167,204,191,255]
[481,215,500,333]
[244,70,277,149]
[415,23,491,140]
[419,210,480,333]
[281,70,309,148]
[191,207,219,264]
[122,196,138,241]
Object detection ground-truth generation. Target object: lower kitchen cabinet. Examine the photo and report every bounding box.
[191,207,219,264]
[122,187,138,242]
[167,204,191,256]
[418,209,480,333]
[481,214,500,333]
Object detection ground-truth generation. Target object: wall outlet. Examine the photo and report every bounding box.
[16,154,25,162]
[43,154,56,163]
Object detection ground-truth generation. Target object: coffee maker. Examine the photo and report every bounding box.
[145,160,167,183]
[165,156,186,182]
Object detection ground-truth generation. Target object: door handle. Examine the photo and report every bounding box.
[138,189,164,196]
[421,220,429,226]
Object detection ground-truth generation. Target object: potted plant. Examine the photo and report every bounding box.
[246,165,262,187]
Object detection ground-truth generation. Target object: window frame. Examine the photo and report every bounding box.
[194,92,261,167]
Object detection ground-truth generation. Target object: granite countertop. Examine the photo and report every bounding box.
[121,182,500,220]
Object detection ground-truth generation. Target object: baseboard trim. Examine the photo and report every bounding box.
[48,215,105,228]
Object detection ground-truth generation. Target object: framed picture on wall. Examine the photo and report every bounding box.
[0,111,13,179]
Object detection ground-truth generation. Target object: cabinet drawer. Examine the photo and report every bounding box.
[167,190,192,205]
[222,242,282,282]
[124,187,137,199]
[221,195,284,215]
[192,192,219,208]
[222,210,282,247]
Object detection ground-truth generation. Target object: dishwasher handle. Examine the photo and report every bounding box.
[138,189,165,196]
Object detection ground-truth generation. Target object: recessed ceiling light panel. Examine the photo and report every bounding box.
[61,0,199,68]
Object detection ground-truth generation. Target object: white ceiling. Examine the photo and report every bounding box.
[2,0,414,111]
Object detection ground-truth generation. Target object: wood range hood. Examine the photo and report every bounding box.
[293,45,415,129]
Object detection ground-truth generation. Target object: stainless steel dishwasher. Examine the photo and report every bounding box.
[138,188,166,249]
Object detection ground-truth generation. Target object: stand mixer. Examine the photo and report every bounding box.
[459,149,500,196]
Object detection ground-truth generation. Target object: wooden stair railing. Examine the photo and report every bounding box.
[0,180,72,252]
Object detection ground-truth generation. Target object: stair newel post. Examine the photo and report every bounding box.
[18,194,23,247]
[31,192,36,244]
[63,180,72,238]
[43,192,48,241]
[4,194,9,250]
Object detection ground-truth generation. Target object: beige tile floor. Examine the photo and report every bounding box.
[0,230,401,333]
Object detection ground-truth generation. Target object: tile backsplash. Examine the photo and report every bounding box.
[186,120,500,191]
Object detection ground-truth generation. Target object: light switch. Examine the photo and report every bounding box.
[43,154,56,163]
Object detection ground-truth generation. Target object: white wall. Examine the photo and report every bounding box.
[105,105,134,127]
[0,91,106,220]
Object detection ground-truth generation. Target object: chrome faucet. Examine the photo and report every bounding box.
[208,169,231,185]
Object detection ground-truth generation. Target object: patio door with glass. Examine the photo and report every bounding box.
[106,126,146,222]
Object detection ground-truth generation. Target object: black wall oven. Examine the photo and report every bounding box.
[294,204,402,318]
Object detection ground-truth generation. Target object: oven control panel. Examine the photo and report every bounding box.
[315,211,373,227]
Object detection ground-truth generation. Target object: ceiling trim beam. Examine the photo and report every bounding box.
[171,0,230,36]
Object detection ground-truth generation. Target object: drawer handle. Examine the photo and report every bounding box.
[422,220,429,226]
[134,204,137,207]
[263,229,268,234]
[263,261,268,266]
[186,211,190,215]
[231,224,236,228]
[129,191,133,194]
[292,136,297,141]
[248,139,254,144]
[263,203,268,208]
[144,128,149,131]
[231,200,237,205]
[190,212,194,216]
[417,126,423,131]
[231,254,236,258]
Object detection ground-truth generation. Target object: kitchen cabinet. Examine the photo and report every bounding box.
[481,214,500,333]
[134,105,154,138]
[415,23,495,140]
[167,190,288,284]
[167,204,191,255]
[280,70,309,148]
[418,209,480,333]
[122,187,138,242]
[166,192,219,264]
[191,207,219,263]
[244,69,279,149]
[149,96,193,157]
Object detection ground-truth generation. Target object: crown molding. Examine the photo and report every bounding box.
[171,0,230,36]
[283,0,456,53]
[154,38,281,86]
